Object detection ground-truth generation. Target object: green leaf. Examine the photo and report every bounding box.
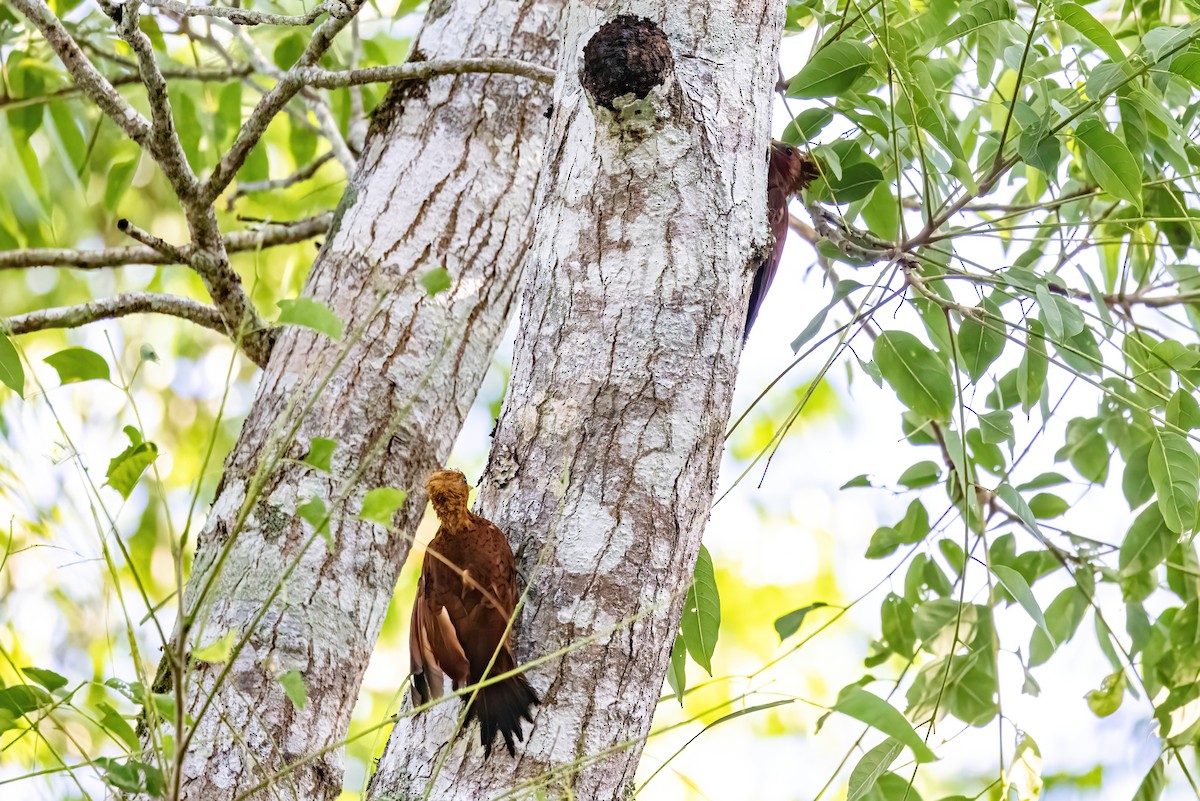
[1027,493,1069,518]
[1018,320,1048,413]
[1074,119,1143,210]
[304,437,336,473]
[979,410,1014,444]
[873,332,954,421]
[787,41,874,98]
[992,565,1053,644]
[94,757,164,796]
[1131,758,1165,801]
[1148,428,1200,534]
[214,82,242,150]
[680,544,721,674]
[273,32,307,70]
[7,55,46,142]
[866,500,931,558]
[192,629,238,664]
[420,267,453,296]
[936,0,1014,46]
[0,684,53,716]
[665,634,687,703]
[1016,472,1070,491]
[278,669,307,709]
[1056,3,1127,61]
[995,483,1044,538]
[791,280,863,353]
[44,347,110,384]
[297,496,332,547]
[96,702,139,750]
[774,602,829,642]
[21,667,67,692]
[1119,504,1172,576]
[276,297,344,340]
[898,460,941,489]
[832,684,938,763]
[1085,670,1126,717]
[958,304,1005,382]
[104,158,138,209]
[1055,417,1110,484]
[359,487,408,526]
[1167,389,1200,431]
[0,333,24,397]
[847,738,905,801]
[105,427,159,500]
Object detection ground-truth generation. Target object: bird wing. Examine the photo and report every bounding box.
[411,546,471,702]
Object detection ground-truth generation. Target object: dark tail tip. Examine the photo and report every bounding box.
[465,674,540,758]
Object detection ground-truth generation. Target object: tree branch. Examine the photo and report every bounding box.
[230,153,335,203]
[299,57,557,90]
[0,65,254,111]
[4,292,227,336]
[0,213,332,270]
[117,218,189,261]
[144,0,334,26]
[114,0,200,197]
[200,0,368,203]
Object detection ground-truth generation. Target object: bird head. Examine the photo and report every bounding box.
[426,469,472,527]
[769,141,820,193]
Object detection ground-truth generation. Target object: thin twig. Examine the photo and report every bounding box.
[144,0,334,26]
[0,213,332,270]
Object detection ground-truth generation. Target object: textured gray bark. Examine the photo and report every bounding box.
[370,2,783,798]
[170,2,563,799]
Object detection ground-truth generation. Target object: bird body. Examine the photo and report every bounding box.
[745,141,819,337]
[409,469,539,757]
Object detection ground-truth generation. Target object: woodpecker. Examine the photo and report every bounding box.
[745,141,819,337]
[409,469,538,757]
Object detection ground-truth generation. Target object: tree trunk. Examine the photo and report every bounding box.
[170,2,563,799]
[369,3,782,798]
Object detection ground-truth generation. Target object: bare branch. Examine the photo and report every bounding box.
[0,65,253,111]
[114,0,200,196]
[0,213,332,270]
[4,292,227,336]
[116,218,188,261]
[300,58,557,91]
[145,0,334,26]
[9,0,152,146]
[201,0,368,203]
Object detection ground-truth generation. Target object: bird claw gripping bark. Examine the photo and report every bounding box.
[408,469,539,758]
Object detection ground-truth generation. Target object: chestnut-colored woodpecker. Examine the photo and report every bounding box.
[409,469,539,757]
[745,141,819,337]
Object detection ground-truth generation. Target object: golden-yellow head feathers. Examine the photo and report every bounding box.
[426,469,471,529]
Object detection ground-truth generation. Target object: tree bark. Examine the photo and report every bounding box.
[170,2,563,799]
[369,2,783,798]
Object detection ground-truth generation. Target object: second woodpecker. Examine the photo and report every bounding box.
[744,141,819,337]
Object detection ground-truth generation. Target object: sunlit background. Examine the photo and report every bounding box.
[0,4,1192,800]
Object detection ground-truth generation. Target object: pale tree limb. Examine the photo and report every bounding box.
[4,292,227,336]
[0,65,253,111]
[0,213,332,270]
[144,0,335,26]
[347,18,367,154]
[300,58,557,90]
[226,25,358,175]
